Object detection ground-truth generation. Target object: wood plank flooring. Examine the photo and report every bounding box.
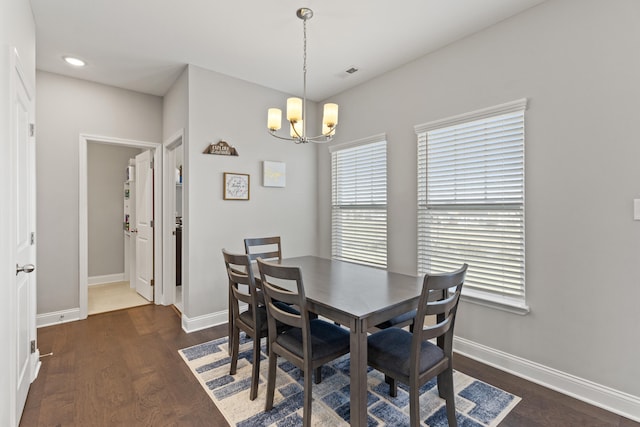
[21,304,639,426]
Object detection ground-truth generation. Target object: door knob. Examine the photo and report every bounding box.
[16,263,35,276]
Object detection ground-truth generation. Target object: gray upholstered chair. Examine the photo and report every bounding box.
[222,249,266,400]
[222,250,299,400]
[257,258,350,427]
[367,264,468,427]
[374,308,417,330]
[244,236,282,262]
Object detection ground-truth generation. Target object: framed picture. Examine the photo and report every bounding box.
[263,161,286,187]
[223,172,250,200]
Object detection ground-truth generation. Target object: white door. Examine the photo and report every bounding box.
[12,51,37,423]
[134,150,154,301]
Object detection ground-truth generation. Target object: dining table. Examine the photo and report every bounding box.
[264,255,424,427]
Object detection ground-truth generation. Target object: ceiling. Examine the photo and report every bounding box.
[30,0,546,101]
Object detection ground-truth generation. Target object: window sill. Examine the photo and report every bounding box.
[459,289,530,315]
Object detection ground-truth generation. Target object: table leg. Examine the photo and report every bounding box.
[349,318,368,426]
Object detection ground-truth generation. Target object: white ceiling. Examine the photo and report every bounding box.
[30,0,546,101]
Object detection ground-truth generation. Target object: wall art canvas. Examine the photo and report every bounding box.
[263,161,286,188]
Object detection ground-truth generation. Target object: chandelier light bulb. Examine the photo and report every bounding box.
[268,108,282,131]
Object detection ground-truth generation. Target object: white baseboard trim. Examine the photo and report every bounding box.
[31,356,41,382]
[36,308,82,328]
[454,336,640,422]
[182,309,228,333]
[88,273,125,286]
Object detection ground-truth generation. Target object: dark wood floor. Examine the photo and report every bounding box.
[21,305,638,426]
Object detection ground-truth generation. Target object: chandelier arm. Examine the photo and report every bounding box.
[290,120,304,139]
[268,130,307,144]
[298,124,338,142]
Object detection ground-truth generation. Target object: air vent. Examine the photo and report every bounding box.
[345,67,359,75]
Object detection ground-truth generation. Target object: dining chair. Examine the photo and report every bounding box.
[222,249,267,401]
[257,258,351,427]
[244,236,282,262]
[374,309,417,331]
[367,264,468,427]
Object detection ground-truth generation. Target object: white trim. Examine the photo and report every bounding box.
[78,138,88,318]
[414,98,528,134]
[162,129,184,307]
[327,132,386,153]
[454,336,640,422]
[31,357,41,383]
[181,309,228,333]
[79,134,164,320]
[36,308,82,328]
[460,290,530,315]
[88,273,125,286]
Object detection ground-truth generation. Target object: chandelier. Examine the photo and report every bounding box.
[267,8,339,144]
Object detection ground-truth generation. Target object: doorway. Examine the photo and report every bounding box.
[162,131,184,313]
[85,143,151,314]
[79,134,164,319]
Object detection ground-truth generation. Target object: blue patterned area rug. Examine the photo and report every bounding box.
[179,334,520,426]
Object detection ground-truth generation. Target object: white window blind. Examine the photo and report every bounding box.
[416,99,527,310]
[331,136,387,268]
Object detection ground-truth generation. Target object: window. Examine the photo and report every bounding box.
[416,99,528,313]
[330,134,387,268]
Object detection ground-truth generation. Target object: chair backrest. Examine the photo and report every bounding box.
[244,236,282,262]
[256,258,311,352]
[412,264,468,361]
[222,249,260,321]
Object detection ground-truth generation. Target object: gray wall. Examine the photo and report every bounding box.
[318,0,640,398]
[36,71,162,314]
[178,65,318,319]
[87,143,142,277]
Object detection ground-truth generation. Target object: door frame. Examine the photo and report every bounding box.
[162,130,184,308]
[78,134,164,319]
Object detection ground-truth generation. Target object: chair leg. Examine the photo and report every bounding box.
[229,326,240,375]
[409,377,420,427]
[227,295,233,355]
[314,366,322,384]
[249,334,261,400]
[303,362,313,427]
[265,350,278,411]
[437,370,451,399]
[385,374,398,397]
[441,369,457,427]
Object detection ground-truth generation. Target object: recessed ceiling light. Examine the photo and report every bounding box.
[63,56,86,67]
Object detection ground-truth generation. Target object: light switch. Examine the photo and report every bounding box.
[635,199,640,220]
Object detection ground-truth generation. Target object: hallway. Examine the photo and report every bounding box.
[88,281,150,315]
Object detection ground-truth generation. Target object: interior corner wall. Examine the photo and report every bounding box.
[163,66,188,140]
[87,143,142,277]
[318,0,640,400]
[183,65,318,319]
[35,71,162,315]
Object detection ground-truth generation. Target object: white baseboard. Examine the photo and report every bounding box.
[88,273,125,286]
[182,309,228,333]
[36,308,82,328]
[454,336,640,422]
